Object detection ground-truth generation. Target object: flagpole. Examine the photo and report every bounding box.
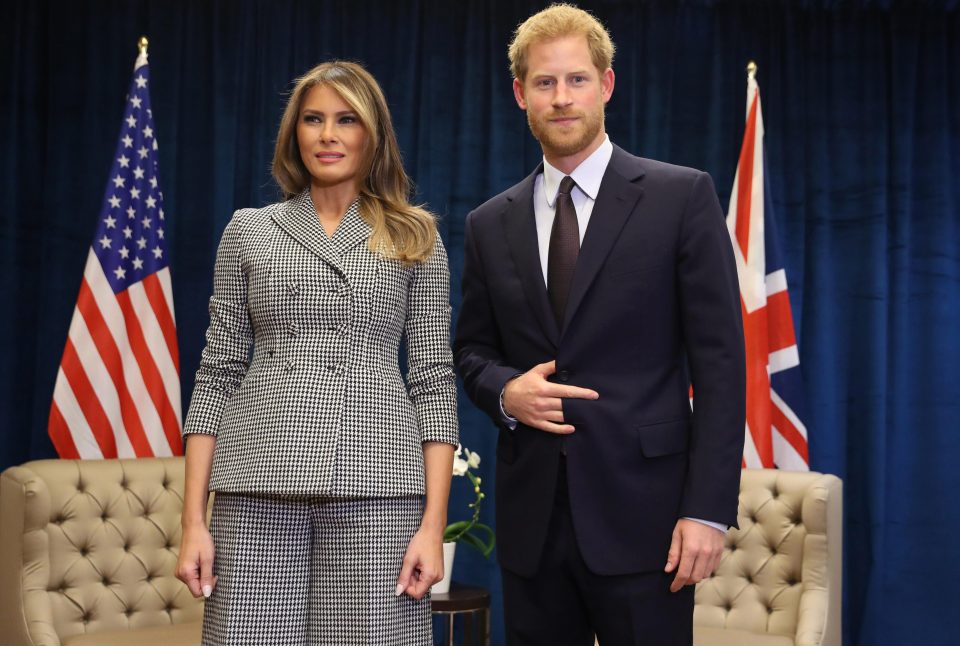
[746,60,757,80]
[138,36,148,55]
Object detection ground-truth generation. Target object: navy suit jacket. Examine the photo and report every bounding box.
[453,145,746,577]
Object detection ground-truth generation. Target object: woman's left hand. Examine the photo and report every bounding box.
[396,525,444,599]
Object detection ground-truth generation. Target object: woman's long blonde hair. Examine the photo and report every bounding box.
[272,61,436,263]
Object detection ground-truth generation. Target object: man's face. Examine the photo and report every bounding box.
[514,35,615,161]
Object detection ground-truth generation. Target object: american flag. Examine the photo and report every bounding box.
[726,70,809,470]
[48,46,182,459]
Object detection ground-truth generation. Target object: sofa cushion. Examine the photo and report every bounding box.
[694,625,794,646]
[62,619,201,646]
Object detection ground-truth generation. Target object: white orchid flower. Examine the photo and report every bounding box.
[466,449,481,469]
[452,455,469,476]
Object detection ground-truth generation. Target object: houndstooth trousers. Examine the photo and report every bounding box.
[202,493,432,645]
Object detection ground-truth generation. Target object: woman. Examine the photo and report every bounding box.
[175,61,458,645]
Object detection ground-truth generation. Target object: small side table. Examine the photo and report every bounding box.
[431,583,491,646]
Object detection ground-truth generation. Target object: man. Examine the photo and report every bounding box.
[453,4,745,645]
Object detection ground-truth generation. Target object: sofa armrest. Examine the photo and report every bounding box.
[795,475,843,646]
[1,466,61,646]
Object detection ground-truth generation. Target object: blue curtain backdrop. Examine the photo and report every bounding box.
[3,1,959,644]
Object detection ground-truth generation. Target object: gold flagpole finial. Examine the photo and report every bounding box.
[138,36,149,56]
[746,60,758,80]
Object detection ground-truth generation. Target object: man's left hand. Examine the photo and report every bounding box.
[664,518,726,592]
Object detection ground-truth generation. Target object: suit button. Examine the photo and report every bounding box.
[285,360,295,372]
[286,281,299,296]
[557,370,570,382]
[287,323,299,337]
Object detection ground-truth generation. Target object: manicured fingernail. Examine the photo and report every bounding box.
[202,585,212,598]
[395,584,405,596]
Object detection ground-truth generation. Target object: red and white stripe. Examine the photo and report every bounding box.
[726,75,809,470]
[49,250,182,458]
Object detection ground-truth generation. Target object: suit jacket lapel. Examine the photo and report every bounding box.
[271,191,347,277]
[502,165,561,346]
[562,146,645,332]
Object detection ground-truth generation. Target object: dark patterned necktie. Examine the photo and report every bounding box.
[548,175,579,326]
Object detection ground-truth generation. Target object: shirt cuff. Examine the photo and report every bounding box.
[499,386,518,430]
[684,517,728,533]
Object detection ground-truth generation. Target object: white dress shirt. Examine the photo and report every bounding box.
[502,135,726,533]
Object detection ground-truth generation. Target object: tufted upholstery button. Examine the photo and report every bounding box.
[79,547,89,557]
[102,577,111,586]
[767,606,775,614]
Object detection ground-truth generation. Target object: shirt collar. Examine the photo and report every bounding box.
[542,134,613,207]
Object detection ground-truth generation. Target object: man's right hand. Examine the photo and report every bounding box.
[502,360,599,434]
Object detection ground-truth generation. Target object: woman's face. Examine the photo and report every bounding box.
[297,84,367,191]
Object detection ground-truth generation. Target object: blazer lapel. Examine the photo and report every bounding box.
[502,166,561,346]
[271,191,347,277]
[329,199,371,255]
[562,147,645,332]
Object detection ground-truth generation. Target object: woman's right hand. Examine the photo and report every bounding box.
[176,523,217,598]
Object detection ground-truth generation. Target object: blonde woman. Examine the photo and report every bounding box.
[176,61,457,645]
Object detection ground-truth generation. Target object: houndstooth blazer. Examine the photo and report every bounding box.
[183,191,459,497]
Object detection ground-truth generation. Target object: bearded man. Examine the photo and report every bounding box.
[453,4,746,645]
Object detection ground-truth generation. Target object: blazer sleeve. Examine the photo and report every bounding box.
[404,232,459,446]
[675,171,746,526]
[182,210,255,438]
[452,210,522,425]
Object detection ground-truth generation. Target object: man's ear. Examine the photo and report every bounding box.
[513,78,528,110]
[601,67,615,104]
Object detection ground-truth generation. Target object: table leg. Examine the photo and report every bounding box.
[446,614,455,646]
[465,610,474,646]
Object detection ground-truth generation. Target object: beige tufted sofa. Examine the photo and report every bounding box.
[1,457,203,646]
[693,469,843,646]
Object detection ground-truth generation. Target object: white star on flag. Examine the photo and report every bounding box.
[104,215,117,228]
[149,177,158,188]
[130,187,140,199]
[152,246,163,259]
[141,216,152,229]
[113,266,126,280]
[99,235,112,249]
[137,236,147,249]
[130,96,142,108]
[118,155,130,167]
[126,115,137,128]
[122,226,133,239]
[138,146,149,159]
[142,125,153,138]
[133,166,145,179]
[146,196,157,209]
[112,175,125,188]
[119,246,130,259]
[109,195,121,208]
[135,74,147,88]
[122,135,133,148]
[132,257,144,270]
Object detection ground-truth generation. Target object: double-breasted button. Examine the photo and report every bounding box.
[287,323,300,337]
[286,281,299,296]
[557,370,570,382]
[285,359,295,372]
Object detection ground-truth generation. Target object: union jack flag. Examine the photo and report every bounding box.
[726,70,809,470]
[48,44,182,458]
